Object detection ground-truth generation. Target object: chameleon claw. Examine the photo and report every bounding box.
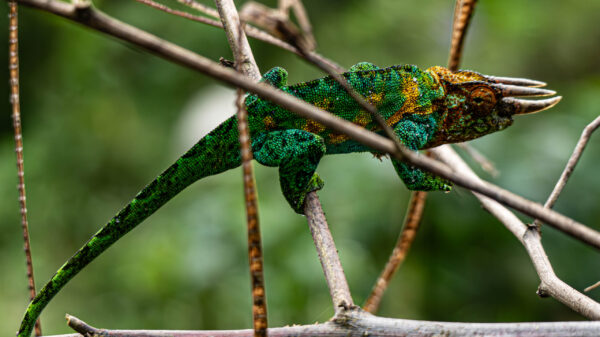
[485,75,547,88]
[502,96,562,115]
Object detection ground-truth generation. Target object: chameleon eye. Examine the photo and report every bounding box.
[470,86,496,108]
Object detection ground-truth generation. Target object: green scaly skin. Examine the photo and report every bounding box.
[17,63,557,336]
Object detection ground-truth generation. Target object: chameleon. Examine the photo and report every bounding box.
[17,62,560,336]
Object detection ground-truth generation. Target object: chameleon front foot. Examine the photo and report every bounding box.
[392,159,452,192]
[253,129,326,214]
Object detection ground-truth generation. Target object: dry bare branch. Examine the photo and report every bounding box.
[216,1,267,334]
[63,311,600,337]
[533,115,600,227]
[304,192,354,313]
[448,0,478,71]
[433,145,600,319]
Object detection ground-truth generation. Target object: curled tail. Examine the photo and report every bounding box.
[18,118,240,337]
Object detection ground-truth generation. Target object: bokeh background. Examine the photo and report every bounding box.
[1,0,600,335]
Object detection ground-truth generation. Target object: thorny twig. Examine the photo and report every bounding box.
[8,1,41,335]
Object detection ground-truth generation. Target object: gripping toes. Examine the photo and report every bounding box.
[392,159,452,191]
[254,129,326,213]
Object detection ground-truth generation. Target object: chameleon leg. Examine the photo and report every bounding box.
[245,67,289,106]
[392,119,452,191]
[254,129,326,213]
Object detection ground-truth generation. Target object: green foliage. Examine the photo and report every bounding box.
[1,0,599,335]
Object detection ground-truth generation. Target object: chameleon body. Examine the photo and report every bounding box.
[17,63,559,337]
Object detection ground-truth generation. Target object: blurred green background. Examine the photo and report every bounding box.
[1,0,600,335]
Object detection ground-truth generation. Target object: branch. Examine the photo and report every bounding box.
[304,192,354,312]
[61,311,600,337]
[432,145,600,319]
[532,115,600,227]
[11,0,600,251]
[215,0,260,80]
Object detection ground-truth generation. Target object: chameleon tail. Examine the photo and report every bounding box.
[17,117,241,337]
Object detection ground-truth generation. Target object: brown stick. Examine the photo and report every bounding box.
[304,192,354,312]
[8,1,41,335]
[363,191,427,314]
[447,0,478,71]
[216,1,267,335]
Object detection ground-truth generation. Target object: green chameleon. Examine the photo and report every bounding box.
[17,62,560,336]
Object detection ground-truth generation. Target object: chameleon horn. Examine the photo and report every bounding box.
[485,75,547,88]
[494,84,556,97]
[502,96,562,115]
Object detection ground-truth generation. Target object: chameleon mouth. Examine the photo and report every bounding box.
[486,74,562,115]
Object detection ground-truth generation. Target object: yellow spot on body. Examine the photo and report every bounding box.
[264,116,276,130]
[303,119,326,134]
[314,97,332,110]
[328,132,349,144]
[353,111,372,127]
[387,76,434,126]
[366,92,384,105]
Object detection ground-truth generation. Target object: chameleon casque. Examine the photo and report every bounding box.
[17,62,560,336]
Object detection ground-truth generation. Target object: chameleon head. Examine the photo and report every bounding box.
[423,66,561,147]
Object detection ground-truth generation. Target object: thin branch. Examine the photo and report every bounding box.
[532,115,600,227]
[216,1,267,335]
[585,281,600,293]
[12,0,600,251]
[456,142,499,177]
[215,0,260,80]
[433,145,600,319]
[304,192,354,313]
[363,191,427,314]
[447,0,478,71]
[177,0,220,18]
[8,1,41,335]
[237,87,268,337]
[63,311,600,337]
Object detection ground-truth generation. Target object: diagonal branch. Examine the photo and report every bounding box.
[433,145,600,319]
[532,115,600,227]
[304,192,354,312]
